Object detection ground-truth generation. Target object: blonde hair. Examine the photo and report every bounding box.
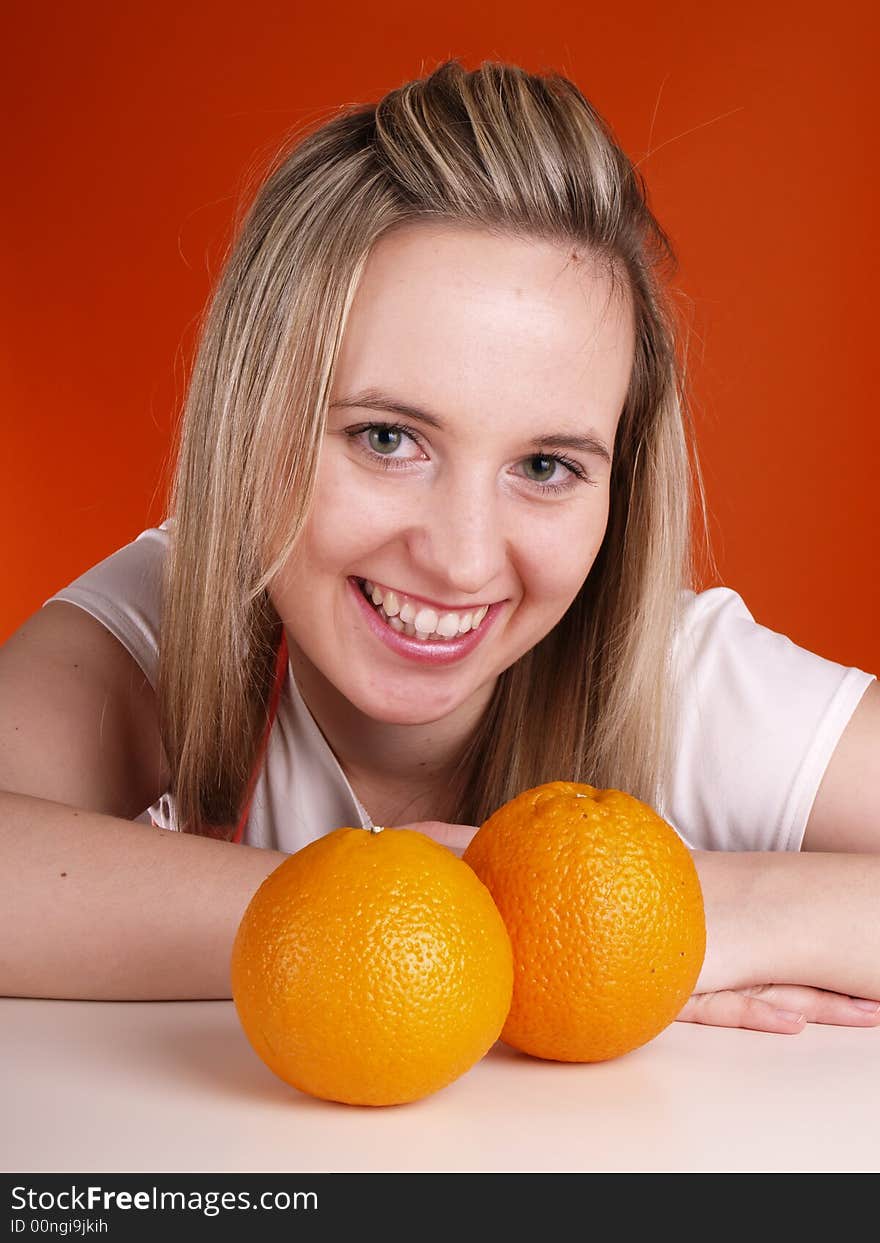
[158,58,714,838]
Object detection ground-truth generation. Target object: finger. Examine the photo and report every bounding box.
[396,821,479,855]
[743,985,880,1028]
[676,991,805,1034]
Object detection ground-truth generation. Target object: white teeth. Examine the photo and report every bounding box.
[360,579,492,641]
[414,607,439,636]
[436,612,462,638]
[365,576,400,616]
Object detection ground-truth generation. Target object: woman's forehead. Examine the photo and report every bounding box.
[331,223,634,433]
[352,221,626,320]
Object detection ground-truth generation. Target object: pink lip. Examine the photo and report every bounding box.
[347,576,504,667]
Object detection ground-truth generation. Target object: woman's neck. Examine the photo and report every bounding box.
[286,640,493,825]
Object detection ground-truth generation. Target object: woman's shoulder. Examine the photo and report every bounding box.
[670,583,761,684]
[674,582,754,633]
[40,518,174,688]
[671,581,874,711]
[666,581,876,852]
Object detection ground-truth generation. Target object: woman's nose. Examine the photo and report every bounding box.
[407,471,508,598]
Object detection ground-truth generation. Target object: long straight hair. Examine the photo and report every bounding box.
[157,59,714,837]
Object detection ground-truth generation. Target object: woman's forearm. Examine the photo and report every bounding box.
[0,789,286,1001]
[692,849,880,998]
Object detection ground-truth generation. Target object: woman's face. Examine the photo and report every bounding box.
[271,222,635,727]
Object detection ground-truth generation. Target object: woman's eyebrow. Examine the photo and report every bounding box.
[329,389,613,464]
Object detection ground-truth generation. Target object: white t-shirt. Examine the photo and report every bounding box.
[42,520,876,855]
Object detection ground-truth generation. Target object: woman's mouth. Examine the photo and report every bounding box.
[347,576,503,666]
[357,578,490,641]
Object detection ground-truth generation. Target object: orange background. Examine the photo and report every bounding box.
[2,1,877,673]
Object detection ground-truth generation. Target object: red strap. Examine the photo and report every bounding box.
[231,628,289,844]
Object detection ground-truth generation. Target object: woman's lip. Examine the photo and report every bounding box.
[346,576,503,666]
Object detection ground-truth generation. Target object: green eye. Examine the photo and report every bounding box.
[365,425,402,454]
[522,457,556,484]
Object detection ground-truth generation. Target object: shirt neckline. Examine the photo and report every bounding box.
[233,628,374,843]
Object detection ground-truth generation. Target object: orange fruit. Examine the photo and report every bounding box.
[231,825,513,1106]
[463,781,706,1063]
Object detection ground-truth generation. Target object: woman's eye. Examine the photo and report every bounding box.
[345,420,599,492]
[343,422,424,470]
[522,457,571,489]
[367,426,406,455]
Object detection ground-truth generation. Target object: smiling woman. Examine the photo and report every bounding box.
[89,57,700,841]
[267,223,634,821]
[2,58,878,1020]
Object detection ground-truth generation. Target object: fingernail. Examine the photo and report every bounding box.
[850,998,880,1012]
[776,1009,805,1023]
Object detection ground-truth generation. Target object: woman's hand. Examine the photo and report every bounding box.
[395,821,478,857]
[676,984,880,1033]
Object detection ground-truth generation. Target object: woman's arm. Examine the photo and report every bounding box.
[0,807,477,1002]
[801,680,880,853]
[681,678,880,1031]
[412,823,880,1001]
[693,848,880,999]
[405,823,880,1033]
[679,849,880,1032]
[0,789,286,1001]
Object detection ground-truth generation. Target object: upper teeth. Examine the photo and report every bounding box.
[362,580,489,639]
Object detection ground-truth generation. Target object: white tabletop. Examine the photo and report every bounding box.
[2,998,878,1174]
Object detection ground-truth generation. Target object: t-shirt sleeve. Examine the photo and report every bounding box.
[41,520,172,691]
[663,586,877,853]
